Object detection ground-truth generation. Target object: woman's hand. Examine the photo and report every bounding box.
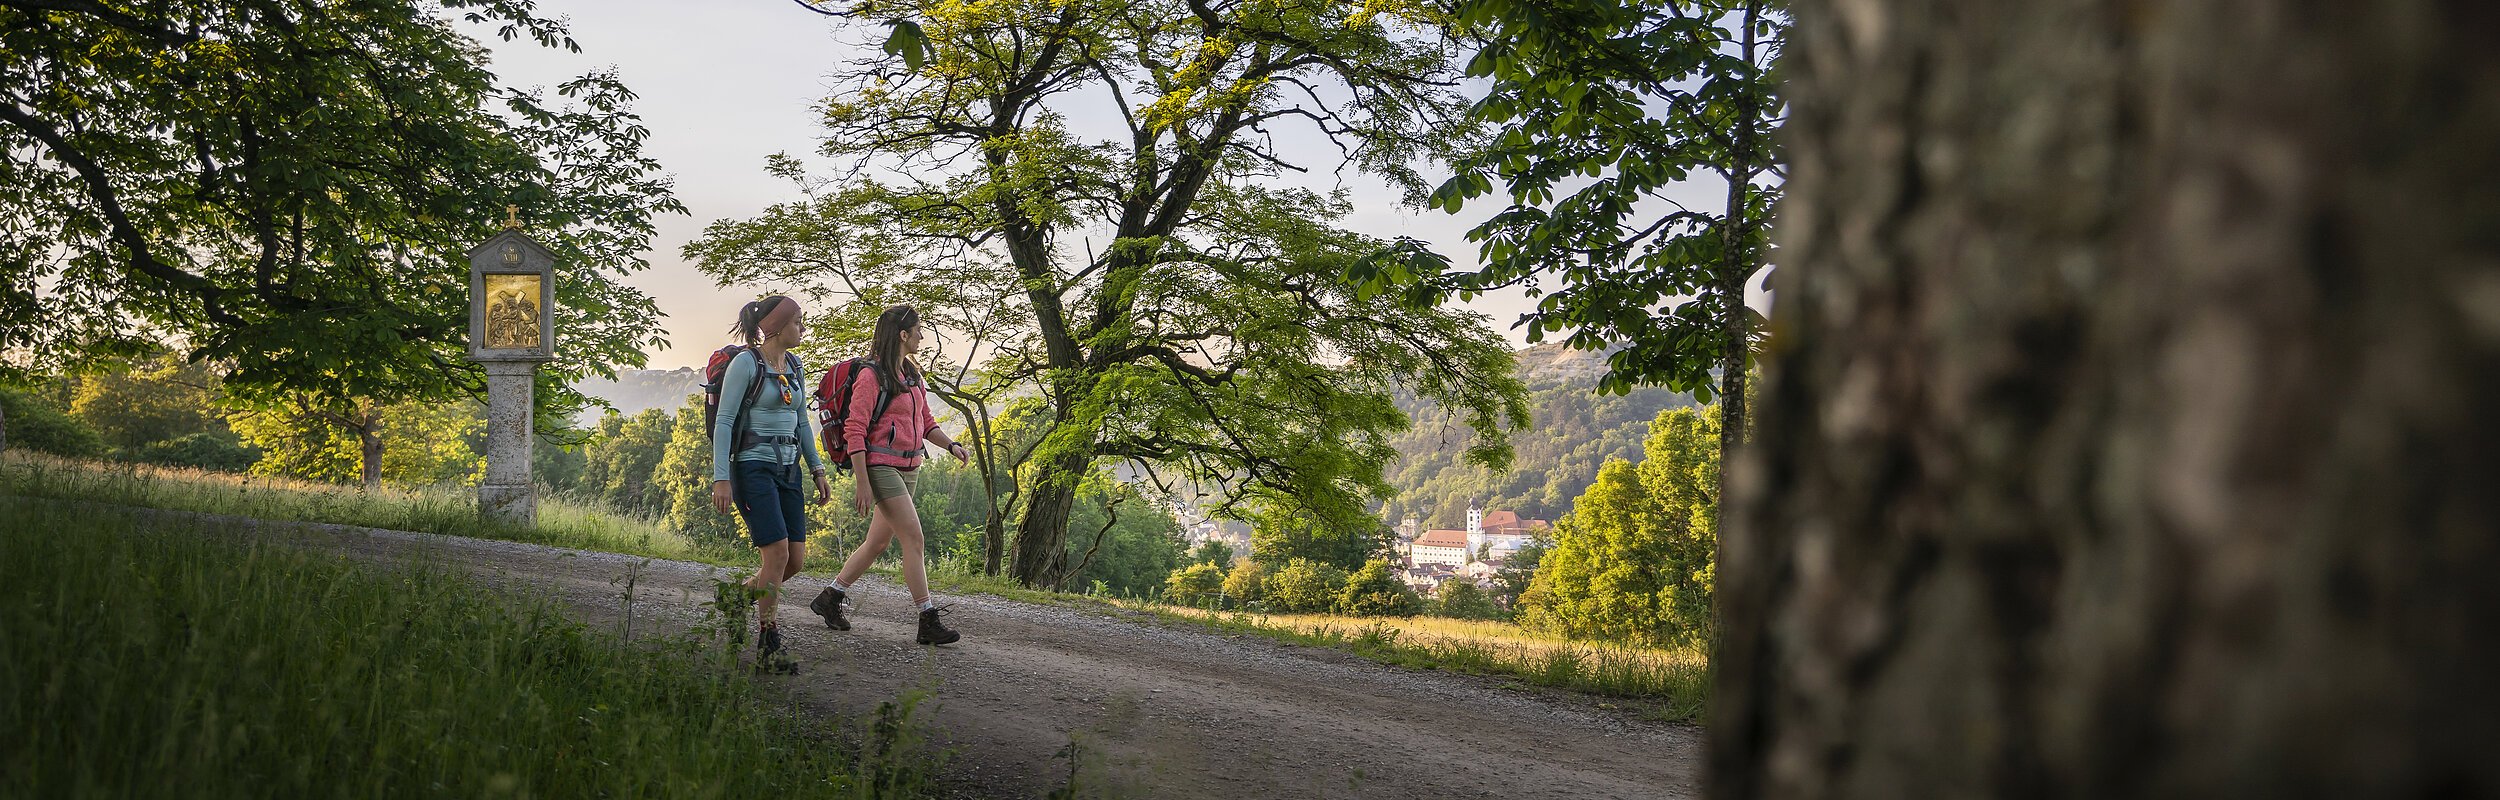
[948,442,970,464]
[711,480,733,515]
[853,478,876,516]
[812,470,834,506]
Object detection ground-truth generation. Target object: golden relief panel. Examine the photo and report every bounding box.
[484,274,542,350]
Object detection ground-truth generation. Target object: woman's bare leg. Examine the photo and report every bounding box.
[878,494,930,604]
[835,512,893,588]
[746,541,790,621]
[783,539,808,582]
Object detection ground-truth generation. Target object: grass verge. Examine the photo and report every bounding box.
[0,451,724,564]
[0,498,929,799]
[926,565,1712,722]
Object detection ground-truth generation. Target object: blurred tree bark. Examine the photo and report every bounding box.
[1712,2,2500,798]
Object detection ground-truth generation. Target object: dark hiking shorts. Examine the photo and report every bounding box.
[735,460,808,548]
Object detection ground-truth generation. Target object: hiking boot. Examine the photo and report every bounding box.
[810,586,852,631]
[755,625,799,674]
[915,606,961,646]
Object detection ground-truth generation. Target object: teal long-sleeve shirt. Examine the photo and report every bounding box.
[710,349,825,482]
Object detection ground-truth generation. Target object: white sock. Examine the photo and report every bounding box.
[831,579,851,593]
[917,597,937,612]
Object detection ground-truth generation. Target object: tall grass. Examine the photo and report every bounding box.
[0,451,724,563]
[926,561,1712,721]
[1151,605,1711,720]
[0,499,929,799]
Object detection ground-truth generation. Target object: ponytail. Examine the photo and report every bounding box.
[728,295,795,347]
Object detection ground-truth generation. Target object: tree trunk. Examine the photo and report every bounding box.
[983,513,1007,577]
[357,419,383,491]
[1711,0,1764,641]
[1712,3,2500,799]
[1012,446,1092,585]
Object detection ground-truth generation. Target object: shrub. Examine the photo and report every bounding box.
[1338,559,1422,617]
[121,431,262,472]
[0,386,105,457]
[1163,562,1227,608]
[1221,559,1267,606]
[1265,558,1349,614]
[1435,578,1503,620]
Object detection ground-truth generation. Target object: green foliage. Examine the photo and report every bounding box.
[1338,559,1422,617]
[1435,578,1502,620]
[1250,518,1394,573]
[658,396,744,542]
[1265,558,1350,614]
[1520,406,1720,646]
[533,432,589,494]
[578,408,675,516]
[1190,539,1236,571]
[69,357,227,450]
[0,0,681,424]
[1353,0,1784,402]
[0,501,920,798]
[225,399,484,487]
[1380,348,1695,527]
[1222,559,1268,606]
[122,431,261,473]
[1493,536,1548,608]
[1057,478,1187,596]
[717,0,1530,585]
[1163,562,1228,608]
[0,386,104,457]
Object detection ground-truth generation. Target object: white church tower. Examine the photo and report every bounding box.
[1466,502,1485,552]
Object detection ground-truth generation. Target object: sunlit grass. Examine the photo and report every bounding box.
[928,561,1711,721]
[0,451,725,564]
[1147,604,1711,720]
[0,499,932,799]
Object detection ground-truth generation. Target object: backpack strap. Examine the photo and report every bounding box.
[728,348,771,453]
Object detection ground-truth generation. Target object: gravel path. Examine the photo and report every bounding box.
[188,513,1701,799]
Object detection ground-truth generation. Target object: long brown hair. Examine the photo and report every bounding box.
[870,304,921,396]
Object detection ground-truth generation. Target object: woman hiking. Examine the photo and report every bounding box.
[710,294,832,673]
[808,304,967,646]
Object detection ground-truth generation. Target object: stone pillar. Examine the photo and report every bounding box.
[466,220,557,527]
[478,360,537,524]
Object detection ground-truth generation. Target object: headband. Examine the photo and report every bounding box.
[758,297,801,333]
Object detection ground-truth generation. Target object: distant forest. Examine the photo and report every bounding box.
[1377,345,1695,530]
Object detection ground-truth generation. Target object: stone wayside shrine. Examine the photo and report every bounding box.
[467,206,556,524]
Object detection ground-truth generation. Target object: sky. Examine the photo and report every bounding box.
[464,0,1734,371]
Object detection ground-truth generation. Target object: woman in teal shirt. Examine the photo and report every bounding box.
[709,295,830,672]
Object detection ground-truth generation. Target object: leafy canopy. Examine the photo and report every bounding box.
[702,0,1531,584]
[1350,0,1785,400]
[1519,404,1720,646]
[0,0,683,420]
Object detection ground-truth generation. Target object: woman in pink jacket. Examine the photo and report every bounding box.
[809,305,968,645]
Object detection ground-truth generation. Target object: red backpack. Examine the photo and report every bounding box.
[812,357,899,471]
[700,344,800,444]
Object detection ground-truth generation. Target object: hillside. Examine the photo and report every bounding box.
[1379,343,1696,530]
[574,367,704,427]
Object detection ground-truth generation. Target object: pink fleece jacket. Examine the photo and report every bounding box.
[842,362,937,470]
